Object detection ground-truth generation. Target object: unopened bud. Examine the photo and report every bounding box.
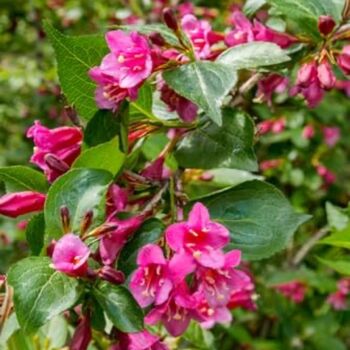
[98,266,125,285]
[163,8,178,32]
[60,206,71,233]
[317,59,336,90]
[44,153,69,173]
[46,240,56,257]
[318,15,336,36]
[87,222,118,238]
[80,210,93,235]
[149,32,166,46]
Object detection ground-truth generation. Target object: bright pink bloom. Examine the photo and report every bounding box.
[99,216,143,265]
[27,121,82,182]
[274,281,306,303]
[327,291,347,310]
[0,191,45,218]
[52,233,90,277]
[317,60,336,90]
[145,284,197,337]
[297,62,318,86]
[337,45,350,75]
[181,14,214,59]
[158,79,198,122]
[111,330,168,350]
[194,293,232,329]
[178,2,195,16]
[323,126,340,147]
[130,244,173,307]
[103,30,152,89]
[70,314,92,350]
[106,185,128,218]
[318,15,336,36]
[141,156,171,181]
[166,202,229,268]
[260,159,283,171]
[302,124,315,139]
[196,250,251,307]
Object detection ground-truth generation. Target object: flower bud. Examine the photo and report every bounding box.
[80,210,93,235]
[60,205,71,233]
[297,62,317,86]
[317,60,336,90]
[70,314,92,350]
[337,45,350,75]
[149,32,166,46]
[318,15,336,36]
[163,8,178,31]
[98,266,125,285]
[44,153,70,173]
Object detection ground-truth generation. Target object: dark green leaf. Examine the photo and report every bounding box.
[198,180,310,260]
[244,0,267,16]
[175,109,257,171]
[319,227,350,249]
[163,61,237,126]
[130,83,156,120]
[7,257,81,333]
[73,137,125,176]
[44,21,108,120]
[217,42,290,70]
[119,219,165,276]
[26,213,45,256]
[93,283,144,332]
[318,257,350,275]
[0,166,48,193]
[44,169,112,240]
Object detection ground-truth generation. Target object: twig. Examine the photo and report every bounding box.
[141,182,169,215]
[292,227,329,266]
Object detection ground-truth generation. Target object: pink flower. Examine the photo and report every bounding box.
[70,314,92,350]
[111,330,168,350]
[196,250,251,307]
[317,60,336,90]
[141,156,172,181]
[0,191,45,218]
[181,14,213,59]
[302,124,315,139]
[106,185,128,218]
[327,291,347,310]
[99,216,143,265]
[103,31,153,89]
[158,79,198,122]
[228,282,257,311]
[274,281,306,303]
[27,121,82,182]
[257,120,274,135]
[337,45,350,75]
[257,74,288,104]
[297,61,318,86]
[316,165,336,185]
[165,202,229,268]
[338,278,350,294]
[178,2,195,17]
[51,233,90,277]
[323,126,340,147]
[145,284,197,336]
[271,118,286,134]
[260,159,283,171]
[130,244,173,307]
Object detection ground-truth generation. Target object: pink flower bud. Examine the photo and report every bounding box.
[98,266,125,285]
[317,60,336,90]
[337,45,350,75]
[51,234,90,277]
[322,126,340,147]
[271,118,286,134]
[297,62,317,87]
[0,191,45,218]
[70,314,92,350]
[302,124,315,139]
[149,32,166,46]
[163,8,178,31]
[318,15,336,36]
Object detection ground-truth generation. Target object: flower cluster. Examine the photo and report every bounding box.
[327,278,350,310]
[130,203,255,336]
[273,280,307,303]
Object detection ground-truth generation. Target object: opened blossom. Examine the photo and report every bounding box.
[337,45,350,75]
[0,191,45,218]
[166,202,229,268]
[27,121,82,182]
[52,233,90,277]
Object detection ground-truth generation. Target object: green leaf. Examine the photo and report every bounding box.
[44,169,112,240]
[183,321,215,350]
[217,42,290,70]
[267,0,344,39]
[84,110,122,147]
[43,21,108,120]
[26,213,45,256]
[7,257,81,333]
[198,180,310,260]
[0,166,48,193]
[319,227,350,249]
[119,219,165,276]
[244,0,267,16]
[93,283,144,333]
[73,137,125,176]
[318,256,350,275]
[326,202,349,231]
[130,83,156,120]
[163,61,237,126]
[175,109,257,171]
[118,24,179,46]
